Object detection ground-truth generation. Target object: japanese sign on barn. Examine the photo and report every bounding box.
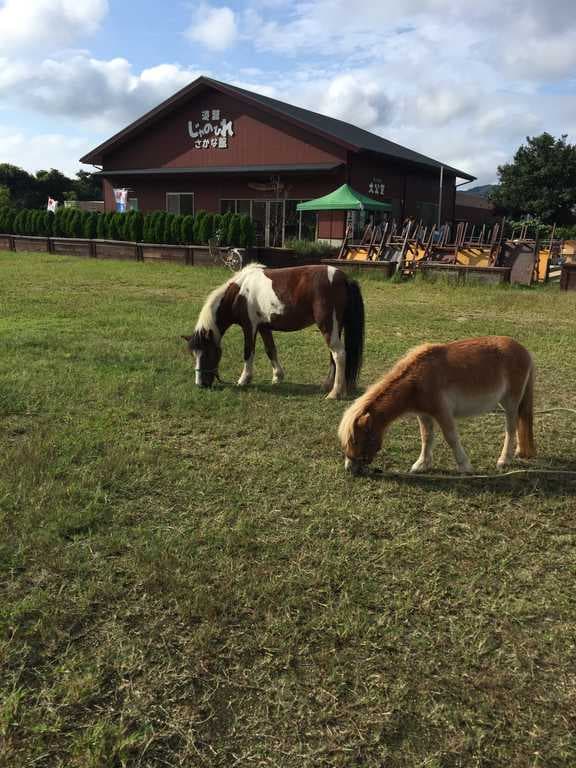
[187,109,235,150]
[368,178,386,196]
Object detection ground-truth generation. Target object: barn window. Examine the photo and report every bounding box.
[166,193,194,215]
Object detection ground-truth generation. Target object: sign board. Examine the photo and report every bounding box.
[368,177,386,196]
[187,109,234,150]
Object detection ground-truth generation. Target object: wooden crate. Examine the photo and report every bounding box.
[418,263,510,285]
[560,263,576,291]
[322,259,397,278]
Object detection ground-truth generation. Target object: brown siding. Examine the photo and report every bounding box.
[102,169,347,214]
[350,154,456,222]
[104,92,346,171]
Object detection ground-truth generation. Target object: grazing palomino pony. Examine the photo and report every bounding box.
[183,263,364,398]
[338,336,535,475]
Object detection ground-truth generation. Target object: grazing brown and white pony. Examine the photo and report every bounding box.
[338,336,535,475]
[183,263,364,398]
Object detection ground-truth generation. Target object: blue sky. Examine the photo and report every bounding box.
[1,0,575,185]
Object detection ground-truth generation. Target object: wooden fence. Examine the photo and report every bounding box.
[0,235,320,269]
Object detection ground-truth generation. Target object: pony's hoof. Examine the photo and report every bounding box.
[496,459,511,470]
[237,379,252,387]
[457,464,474,475]
[410,460,431,473]
[325,391,342,400]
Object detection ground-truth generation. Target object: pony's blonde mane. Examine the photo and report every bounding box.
[338,342,436,448]
[195,263,266,340]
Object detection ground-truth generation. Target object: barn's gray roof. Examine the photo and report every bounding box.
[81,76,475,181]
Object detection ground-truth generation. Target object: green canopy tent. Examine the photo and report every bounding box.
[296,183,392,245]
[296,183,392,212]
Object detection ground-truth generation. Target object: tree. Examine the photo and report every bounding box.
[491,133,576,224]
[73,170,103,201]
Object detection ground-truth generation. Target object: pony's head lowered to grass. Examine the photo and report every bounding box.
[182,281,230,387]
[338,398,384,476]
[182,328,222,387]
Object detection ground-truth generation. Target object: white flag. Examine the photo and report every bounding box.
[114,188,128,213]
[47,197,58,213]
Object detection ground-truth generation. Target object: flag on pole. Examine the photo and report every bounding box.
[47,197,58,213]
[114,188,128,213]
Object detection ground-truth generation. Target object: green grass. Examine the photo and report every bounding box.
[1,251,576,767]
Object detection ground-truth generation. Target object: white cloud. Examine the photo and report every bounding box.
[185,4,238,51]
[0,0,108,53]
[247,0,576,83]
[0,55,202,127]
[414,89,476,126]
[0,125,95,176]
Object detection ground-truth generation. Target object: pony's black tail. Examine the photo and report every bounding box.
[343,278,365,392]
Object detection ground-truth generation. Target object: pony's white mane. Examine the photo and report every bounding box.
[195,263,266,340]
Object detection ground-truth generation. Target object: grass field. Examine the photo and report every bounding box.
[1,251,576,767]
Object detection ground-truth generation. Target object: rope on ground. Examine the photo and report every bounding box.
[370,467,576,480]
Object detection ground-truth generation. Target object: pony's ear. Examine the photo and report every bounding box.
[357,413,372,430]
[181,335,192,342]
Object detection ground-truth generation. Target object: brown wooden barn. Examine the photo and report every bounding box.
[81,76,475,246]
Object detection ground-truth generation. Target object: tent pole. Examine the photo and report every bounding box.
[437,165,444,229]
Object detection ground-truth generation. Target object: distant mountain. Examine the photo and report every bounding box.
[461,184,497,198]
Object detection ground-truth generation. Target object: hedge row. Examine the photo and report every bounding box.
[0,207,256,247]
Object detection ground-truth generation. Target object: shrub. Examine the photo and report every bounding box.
[153,212,166,244]
[213,214,224,244]
[239,215,255,248]
[219,211,233,246]
[227,214,242,246]
[169,214,182,244]
[14,210,27,235]
[199,213,215,244]
[108,213,120,240]
[96,212,108,239]
[181,215,194,244]
[162,213,176,244]
[0,208,15,233]
[128,211,144,242]
[44,212,54,236]
[284,239,338,258]
[83,212,97,239]
[193,210,206,244]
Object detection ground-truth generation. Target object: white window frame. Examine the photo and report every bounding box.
[166,192,195,215]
